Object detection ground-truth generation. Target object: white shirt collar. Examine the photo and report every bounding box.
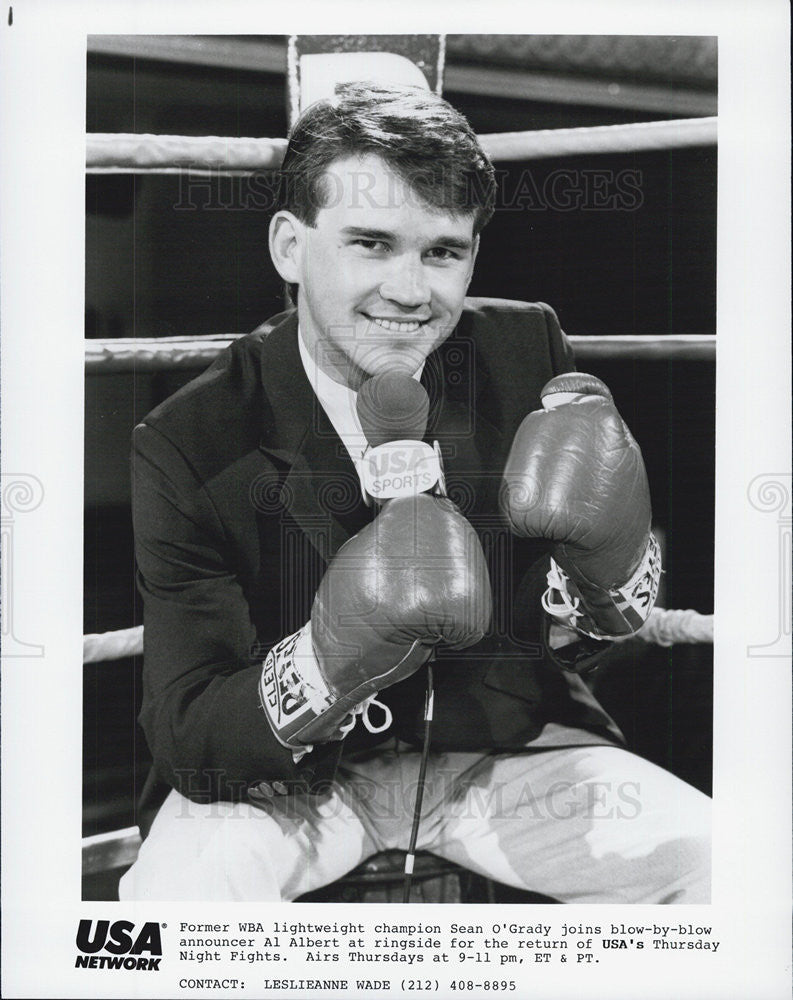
[297,325,426,464]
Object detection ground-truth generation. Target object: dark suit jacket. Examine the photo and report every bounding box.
[132,298,620,803]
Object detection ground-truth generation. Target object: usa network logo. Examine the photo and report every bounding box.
[75,919,163,971]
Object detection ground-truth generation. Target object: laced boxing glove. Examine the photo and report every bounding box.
[259,492,491,751]
[500,372,661,640]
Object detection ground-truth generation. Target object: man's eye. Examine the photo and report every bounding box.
[427,247,460,261]
[353,239,389,252]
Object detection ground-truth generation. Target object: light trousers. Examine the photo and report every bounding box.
[119,744,710,904]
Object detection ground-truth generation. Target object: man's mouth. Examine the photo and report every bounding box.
[365,315,429,333]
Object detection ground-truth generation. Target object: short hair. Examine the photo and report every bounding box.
[279,81,496,235]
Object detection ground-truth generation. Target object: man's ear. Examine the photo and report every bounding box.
[269,211,303,283]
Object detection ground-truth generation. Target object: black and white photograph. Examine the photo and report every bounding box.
[1,3,790,999]
[83,31,717,907]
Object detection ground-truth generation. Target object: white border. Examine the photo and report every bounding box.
[1,2,791,998]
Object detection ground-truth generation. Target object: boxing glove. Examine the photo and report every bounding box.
[500,373,660,639]
[260,492,491,750]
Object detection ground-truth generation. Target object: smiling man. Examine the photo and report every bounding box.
[270,151,479,387]
[120,83,710,904]
[270,83,489,389]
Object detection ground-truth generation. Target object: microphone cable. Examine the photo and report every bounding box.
[402,662,435,904]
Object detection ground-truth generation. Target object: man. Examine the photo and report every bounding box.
[120,82,710,903]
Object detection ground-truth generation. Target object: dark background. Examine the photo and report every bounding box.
[83,37,716,867]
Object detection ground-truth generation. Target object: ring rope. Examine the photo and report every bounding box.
[479,116,716,162]
[613,608,714,647]
[83,607,713,664]
[86,117,716,173]
[87,134,288,173]
[85,333,715,373]
[83,626,144,664]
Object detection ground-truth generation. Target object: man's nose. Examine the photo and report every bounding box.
[378,255,431,308]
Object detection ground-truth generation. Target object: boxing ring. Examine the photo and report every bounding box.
[86,115,716,174]
[82,67,716,900]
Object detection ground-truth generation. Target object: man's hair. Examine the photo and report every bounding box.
[279,81,496,235]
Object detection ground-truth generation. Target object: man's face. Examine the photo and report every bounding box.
[281,154,479,389]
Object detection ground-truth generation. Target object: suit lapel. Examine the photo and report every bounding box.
[256,313,371,563]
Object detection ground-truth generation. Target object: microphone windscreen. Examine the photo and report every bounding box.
[356,372,430,447]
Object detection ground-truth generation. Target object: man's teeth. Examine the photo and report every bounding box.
[369,317,424,332]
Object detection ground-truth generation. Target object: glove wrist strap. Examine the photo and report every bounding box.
[258,624,394,754]
[543,532,662,640]
[259,624,333,750]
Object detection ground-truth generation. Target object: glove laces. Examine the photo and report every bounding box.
[542,558,583,623]
[337,694,393,737]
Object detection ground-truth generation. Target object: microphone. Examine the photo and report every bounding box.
[356,372,446,501]
[357,371,430,446]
